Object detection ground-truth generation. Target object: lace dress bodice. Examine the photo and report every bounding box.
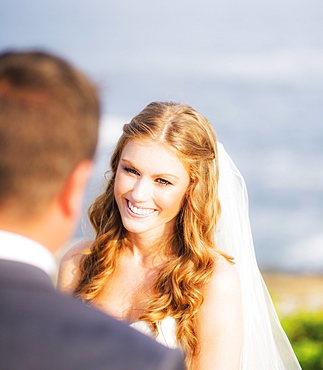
[130,317,178,348]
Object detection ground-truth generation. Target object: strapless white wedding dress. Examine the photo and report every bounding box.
[130,317,178,348]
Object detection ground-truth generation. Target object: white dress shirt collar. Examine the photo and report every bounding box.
[0,230,56,276]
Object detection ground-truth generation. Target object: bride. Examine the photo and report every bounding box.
[58,101,301,369]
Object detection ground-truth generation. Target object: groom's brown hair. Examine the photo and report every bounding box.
[0,50,100,215]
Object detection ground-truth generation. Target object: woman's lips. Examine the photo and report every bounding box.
[126,200,156,217]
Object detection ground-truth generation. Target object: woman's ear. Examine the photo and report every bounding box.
[186,176,195,195]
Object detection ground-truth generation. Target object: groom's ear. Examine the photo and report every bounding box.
[58,160,93,220]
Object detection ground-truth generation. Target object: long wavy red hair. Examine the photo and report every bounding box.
[75,102,233,367]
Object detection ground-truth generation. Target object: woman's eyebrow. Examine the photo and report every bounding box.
[120,158,180,180]
[154,172,180,180]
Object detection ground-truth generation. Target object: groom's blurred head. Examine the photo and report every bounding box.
[0,50,100,246]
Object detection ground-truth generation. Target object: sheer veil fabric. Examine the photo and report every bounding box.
[215,143,301,369]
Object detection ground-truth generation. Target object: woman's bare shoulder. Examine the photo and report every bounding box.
[204,253,241,299]
[57,240,92,293]
[194,253,243,369]
[61,240,92,263]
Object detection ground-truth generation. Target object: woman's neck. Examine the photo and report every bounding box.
[126,232,173,267]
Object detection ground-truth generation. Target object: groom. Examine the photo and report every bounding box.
[0,50,184,370]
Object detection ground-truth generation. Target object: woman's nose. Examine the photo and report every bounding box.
[131,177,151,202]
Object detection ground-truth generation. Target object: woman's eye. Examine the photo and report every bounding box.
[124,167,139,175]
[156,178,172,186]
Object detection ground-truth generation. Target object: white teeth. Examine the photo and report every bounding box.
[128,201,155,216]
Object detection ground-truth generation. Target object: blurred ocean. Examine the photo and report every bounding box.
[1,0,323,272]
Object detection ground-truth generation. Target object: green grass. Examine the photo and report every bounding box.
[281,312,323,370]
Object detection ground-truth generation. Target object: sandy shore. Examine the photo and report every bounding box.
[263,272,323,316]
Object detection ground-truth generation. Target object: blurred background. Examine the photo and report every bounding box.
[1,1,323,365]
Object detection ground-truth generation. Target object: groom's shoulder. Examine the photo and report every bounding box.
[1,282,184,370]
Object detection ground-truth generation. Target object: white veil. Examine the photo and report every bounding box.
[215,143,301,369]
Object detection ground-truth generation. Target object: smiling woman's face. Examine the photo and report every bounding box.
[114,139,190,240]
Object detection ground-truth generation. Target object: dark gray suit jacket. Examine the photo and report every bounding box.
[0,259,185,370]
